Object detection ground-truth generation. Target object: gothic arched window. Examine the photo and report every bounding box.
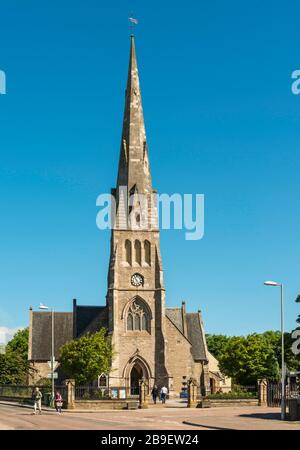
[126,299,150,332]
[134,240,141,266]
[125,240,132,265]
[98,374,108,387]
[127,313,134,331]
[142,314,148,330]
[135,314,141,330]
[144,240,151,265]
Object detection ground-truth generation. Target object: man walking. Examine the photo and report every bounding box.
[33,387,43,415]
[160,385,168,404]
[151,385,159,404]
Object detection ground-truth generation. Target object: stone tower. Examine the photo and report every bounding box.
[106,35,169,392]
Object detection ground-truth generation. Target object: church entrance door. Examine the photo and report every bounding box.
[130,364,143,396]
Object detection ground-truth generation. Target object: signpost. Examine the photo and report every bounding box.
[47,372,58,379]
[39,304,56,407]
[48,359,59,371]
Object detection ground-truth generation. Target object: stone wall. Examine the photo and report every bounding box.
[165,316,203,395]
[74,400,138,410]
[28,360,65,385]
[28,361,51,384]
[207,399,258,408]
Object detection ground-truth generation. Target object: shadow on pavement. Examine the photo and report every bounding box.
[182,421,233,430]
[239,412,281,421]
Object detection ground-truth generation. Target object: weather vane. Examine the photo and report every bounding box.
[128,15,138,35]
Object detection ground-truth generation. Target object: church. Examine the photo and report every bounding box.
[28,35,229,397]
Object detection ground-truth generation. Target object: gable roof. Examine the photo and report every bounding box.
[165,308,183,333]
[31,312,73,361]
[166,306,208,363]
[75,306,108,337]
[186,312,208,362]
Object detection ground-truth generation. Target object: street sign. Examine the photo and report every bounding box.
[47,360,59,371]
[47,372,58,379]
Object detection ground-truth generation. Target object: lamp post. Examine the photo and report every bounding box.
[264,281,285,420]
[39,303,55,407]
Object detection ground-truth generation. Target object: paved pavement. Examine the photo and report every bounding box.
[0,402,300,430]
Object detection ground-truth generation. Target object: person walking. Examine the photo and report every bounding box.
[55,391,63,414]
[151,385,159,404]
[32,387,42,415]
[160,385,168,404]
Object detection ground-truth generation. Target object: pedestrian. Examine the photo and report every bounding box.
[160,385,168,404]
[55,391,63,414]
[151,385,159,404]
[32,387,42,415]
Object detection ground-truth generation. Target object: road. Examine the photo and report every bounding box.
[0,403,300,430]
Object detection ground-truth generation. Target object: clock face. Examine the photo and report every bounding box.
[131,273,144,287]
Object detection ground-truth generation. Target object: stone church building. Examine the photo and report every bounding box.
[28,36,229,397]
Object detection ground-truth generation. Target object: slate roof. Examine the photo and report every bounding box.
[75,306,108,337]
[166,307,208,363]
[31,312,73,361]
[165,308,183,333]
[186,313,208,362]
[31,304,206,363]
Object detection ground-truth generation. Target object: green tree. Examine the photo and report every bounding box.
[295,295,300,327]
[0,352,34,384]
[59,329,113,385]
[262,330,300,373]
[206,334,232,360]
[218,334,279,385]
[6,328,29,360]
[0,327,33,385]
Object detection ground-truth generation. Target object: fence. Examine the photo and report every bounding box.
[75,386,130,401]
[267,382,299,408]
[0,385,67,406]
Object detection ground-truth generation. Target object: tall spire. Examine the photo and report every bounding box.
[116,35,152,194]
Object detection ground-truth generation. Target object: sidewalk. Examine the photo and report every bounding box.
[181,407,300,430]
[0,398,187,413]
[0,400,129,414]
[0,400,171,413]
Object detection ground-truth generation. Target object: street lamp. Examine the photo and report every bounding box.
[264,281,285,420]
[39,303,55,407]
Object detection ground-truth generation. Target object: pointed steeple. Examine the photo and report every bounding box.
[117,35,152,194]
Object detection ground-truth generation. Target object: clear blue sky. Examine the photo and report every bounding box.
[0,0,300,340]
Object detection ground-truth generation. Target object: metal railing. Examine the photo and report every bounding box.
[267,382,299,407]
[75,386,131,400]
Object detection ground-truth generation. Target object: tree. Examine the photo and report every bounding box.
[6,328,29,360]
[262,330,300,373]
[0,327,33,385]
[295,295,300,327]
[217,334,279,385]
[59,329,113,385]
[206,334,232,360]
[284,333,300,372]
[0,352,34,384]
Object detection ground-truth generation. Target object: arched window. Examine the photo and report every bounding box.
[142,314,148,331]
[134,240,141,266]
[98,374,108,387]
[144,240,151,265]
[135,315,141,331]
[125,240,132,265]
[127,313,133,331]
[126,299,150,332]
